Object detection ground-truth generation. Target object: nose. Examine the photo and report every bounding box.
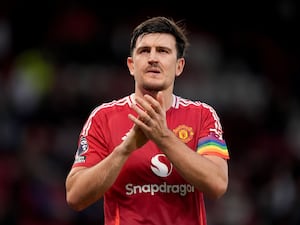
[148,49,158,62]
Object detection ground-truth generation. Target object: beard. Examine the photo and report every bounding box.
[142,82,166,92]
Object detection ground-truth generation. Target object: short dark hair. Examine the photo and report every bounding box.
[129,16,189,58]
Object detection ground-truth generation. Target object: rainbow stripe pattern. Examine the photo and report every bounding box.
[197,135,229,159]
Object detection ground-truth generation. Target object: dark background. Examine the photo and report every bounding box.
[0,0,299,225]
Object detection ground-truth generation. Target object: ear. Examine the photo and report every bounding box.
[127,57,134,76]
[175,58,185,77]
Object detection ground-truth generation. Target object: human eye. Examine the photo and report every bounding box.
[138,47,150,54]
[157,47,170,54]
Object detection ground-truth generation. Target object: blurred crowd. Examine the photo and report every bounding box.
[0,1,299,225]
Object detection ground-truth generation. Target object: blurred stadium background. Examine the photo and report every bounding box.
[0,1,299,225]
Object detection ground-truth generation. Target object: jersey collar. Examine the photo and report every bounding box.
[128,93,177,109]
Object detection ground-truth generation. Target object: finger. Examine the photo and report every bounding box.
[134,96,155,117]
[131,102,146,115]
[143,94,164,115]
[130,104,151,125]
[128,113,151,129]
[156,91,165,111]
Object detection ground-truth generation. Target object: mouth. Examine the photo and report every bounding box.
[145,71,161,78]
[146,67,161,74]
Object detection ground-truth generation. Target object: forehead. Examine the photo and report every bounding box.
[135,33,176,49]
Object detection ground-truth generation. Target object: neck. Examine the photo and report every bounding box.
[135,89,173,110]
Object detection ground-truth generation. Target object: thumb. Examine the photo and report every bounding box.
[156,91,166,111]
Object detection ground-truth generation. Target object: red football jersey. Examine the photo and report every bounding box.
[72,94,229,225]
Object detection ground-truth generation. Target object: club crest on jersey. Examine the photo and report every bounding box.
[173,125,194,143]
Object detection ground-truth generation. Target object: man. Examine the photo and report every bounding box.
[65,16,230,225]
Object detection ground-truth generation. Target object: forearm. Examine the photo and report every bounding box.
[66,145,130,211]
[157,130,228,199]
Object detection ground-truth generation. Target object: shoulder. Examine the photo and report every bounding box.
[80,95,133,136]
[174,95,215,111]
[89,94,133,116]
[174,95,221,119]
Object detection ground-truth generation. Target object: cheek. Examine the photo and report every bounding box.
[168,63,179,76]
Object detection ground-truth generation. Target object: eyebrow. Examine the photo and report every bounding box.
[136,45,172,52]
